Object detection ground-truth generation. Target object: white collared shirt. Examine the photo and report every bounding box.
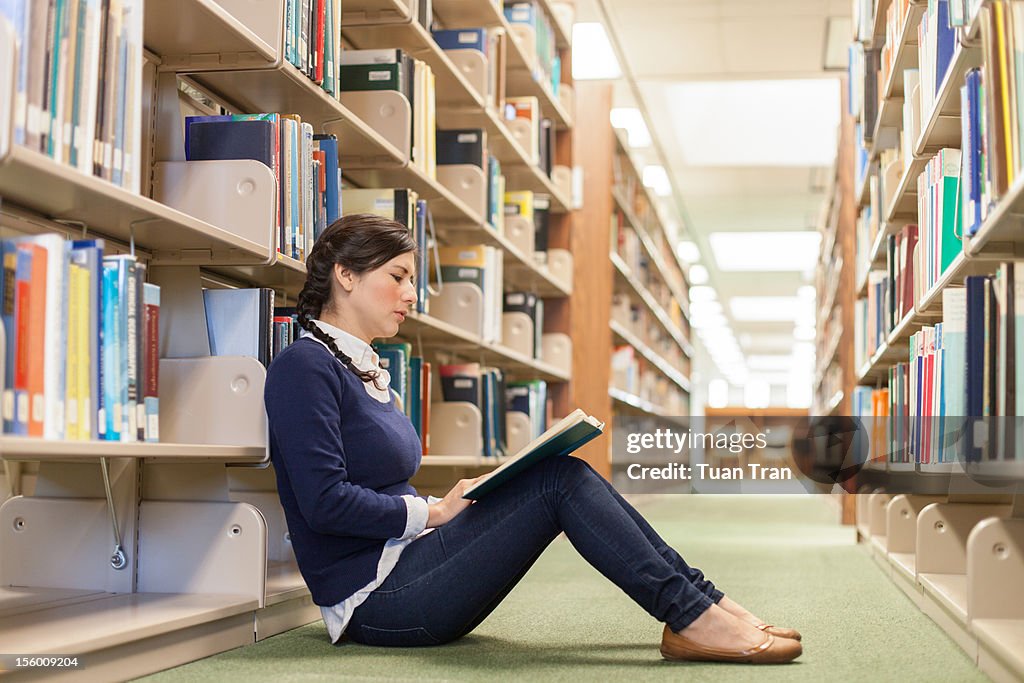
[301,319,434,643]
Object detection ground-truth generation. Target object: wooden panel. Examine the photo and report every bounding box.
[568,81,613,478]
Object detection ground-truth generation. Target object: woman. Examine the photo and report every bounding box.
[264,214,803,664]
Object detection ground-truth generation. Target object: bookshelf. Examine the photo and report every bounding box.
[0,0,583,675]
[606,128,692,426]
[843,2,1024,680]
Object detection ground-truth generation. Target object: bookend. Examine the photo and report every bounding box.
[558,83,576,119]
[541,333,572,374]
[509,25,537,71]
[916,500,1013,656]
[506,411,533,456]
[151,160,278,261]
[968,507,1024,683]
[504,215,535,257]
[430,402,483,457]
[506,117,539,165]
[436,164,488,220]
[430,281,485,339]
[546,248,574,292]
[502,312,535,358]
[552,165,573,200]
[446,50,488,102]
[885,494,946,604]
[334,90,412,165]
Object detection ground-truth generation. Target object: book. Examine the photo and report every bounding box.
[462,408,604,500]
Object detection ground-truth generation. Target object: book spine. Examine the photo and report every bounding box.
[143,282,159,442]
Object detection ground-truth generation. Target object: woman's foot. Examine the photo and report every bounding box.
[717,595,802,641]
[660,604,802,664]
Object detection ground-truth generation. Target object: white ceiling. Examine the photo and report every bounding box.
[592,0,851,360]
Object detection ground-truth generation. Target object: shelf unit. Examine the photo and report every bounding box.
[0,0,583,675]
[844,3,1024,680]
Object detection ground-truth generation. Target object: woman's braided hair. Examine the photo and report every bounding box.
[296,213,417,386]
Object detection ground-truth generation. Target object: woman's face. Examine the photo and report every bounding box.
[341,251,418,341]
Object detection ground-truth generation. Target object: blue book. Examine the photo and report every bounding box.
[964,276,990,461]
[431,28,486,54]
[204,288,269,363]
[966,69,983,235]
[101,260,122,441]
[313,134,340,225]
[463,409,604,500]
[185,119,276,172]
[0,241,16,433]
[415,199,427,314]
[112,29,129,186]
[935,0,955,95]
[374,343,409,408]
[504,2,536,29]
[436,129,486,168]
[409,356,422,437]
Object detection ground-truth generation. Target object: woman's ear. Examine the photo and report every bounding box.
[334,263,356,293]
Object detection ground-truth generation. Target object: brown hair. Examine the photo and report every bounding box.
[296,213,417,385]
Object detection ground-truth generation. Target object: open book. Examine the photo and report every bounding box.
[462,408,605,500]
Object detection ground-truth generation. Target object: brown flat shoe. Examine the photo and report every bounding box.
[660,625,803,664]
[756,623,802,641]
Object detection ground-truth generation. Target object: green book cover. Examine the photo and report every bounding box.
[339,63,401,92]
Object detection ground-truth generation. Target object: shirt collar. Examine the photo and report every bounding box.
[308,319,380,372]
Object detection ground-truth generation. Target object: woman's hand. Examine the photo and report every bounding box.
[427,476,486,528]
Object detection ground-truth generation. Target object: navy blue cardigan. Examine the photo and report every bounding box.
[264,337,424,606]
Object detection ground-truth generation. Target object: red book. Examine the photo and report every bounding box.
[16,244,47,437]
[314,0,326,84]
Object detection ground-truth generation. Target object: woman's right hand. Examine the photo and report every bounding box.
[427,476,486,528]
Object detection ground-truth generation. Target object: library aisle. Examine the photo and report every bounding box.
[135,495,987,683]
[0,0,1022,681]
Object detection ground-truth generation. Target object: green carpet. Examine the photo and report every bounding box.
[138,495,990,682]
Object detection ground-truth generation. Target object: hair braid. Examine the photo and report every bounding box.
[294,213,416,387]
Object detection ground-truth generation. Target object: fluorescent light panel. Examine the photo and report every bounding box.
[642,165,672,197]
[709,231,821,272]
[729,296,804,322]
[610,108,652,148]
[665,79,841,167]
[572,23,621,80]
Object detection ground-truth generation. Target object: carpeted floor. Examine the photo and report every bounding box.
[137,495,990,682]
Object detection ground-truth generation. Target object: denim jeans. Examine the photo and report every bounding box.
[346,455,724,647]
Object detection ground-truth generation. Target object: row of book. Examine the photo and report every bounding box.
[340,49,437,180]
[503,1,562,99]
[610,293,687,376]
[378,345,551,458]
[183,114,341,263]
[283,0,342,97]
[0,235,159,442]
[2,0,144,192]
[854,263,1024,465]
[610,346,688,415]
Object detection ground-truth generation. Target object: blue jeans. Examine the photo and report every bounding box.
[346,455,724,647]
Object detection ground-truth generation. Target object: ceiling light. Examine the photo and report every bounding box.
[664,79,841,167]
[642,165,672,197]
[571,23,621,79]
[677,241,700,264]
[689,285,717,303]
[693,313,727,329]
[744,380,771,409]
[709,232,822,272]
[748,355,797,371]
[730,296,803,322]
[609,108,652,148]
[708,379,729,408]
[690,301,722,317]
[688,264,709,285]
[792,342,816,358]
[798,285,817,301]
[794,326,816,341]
